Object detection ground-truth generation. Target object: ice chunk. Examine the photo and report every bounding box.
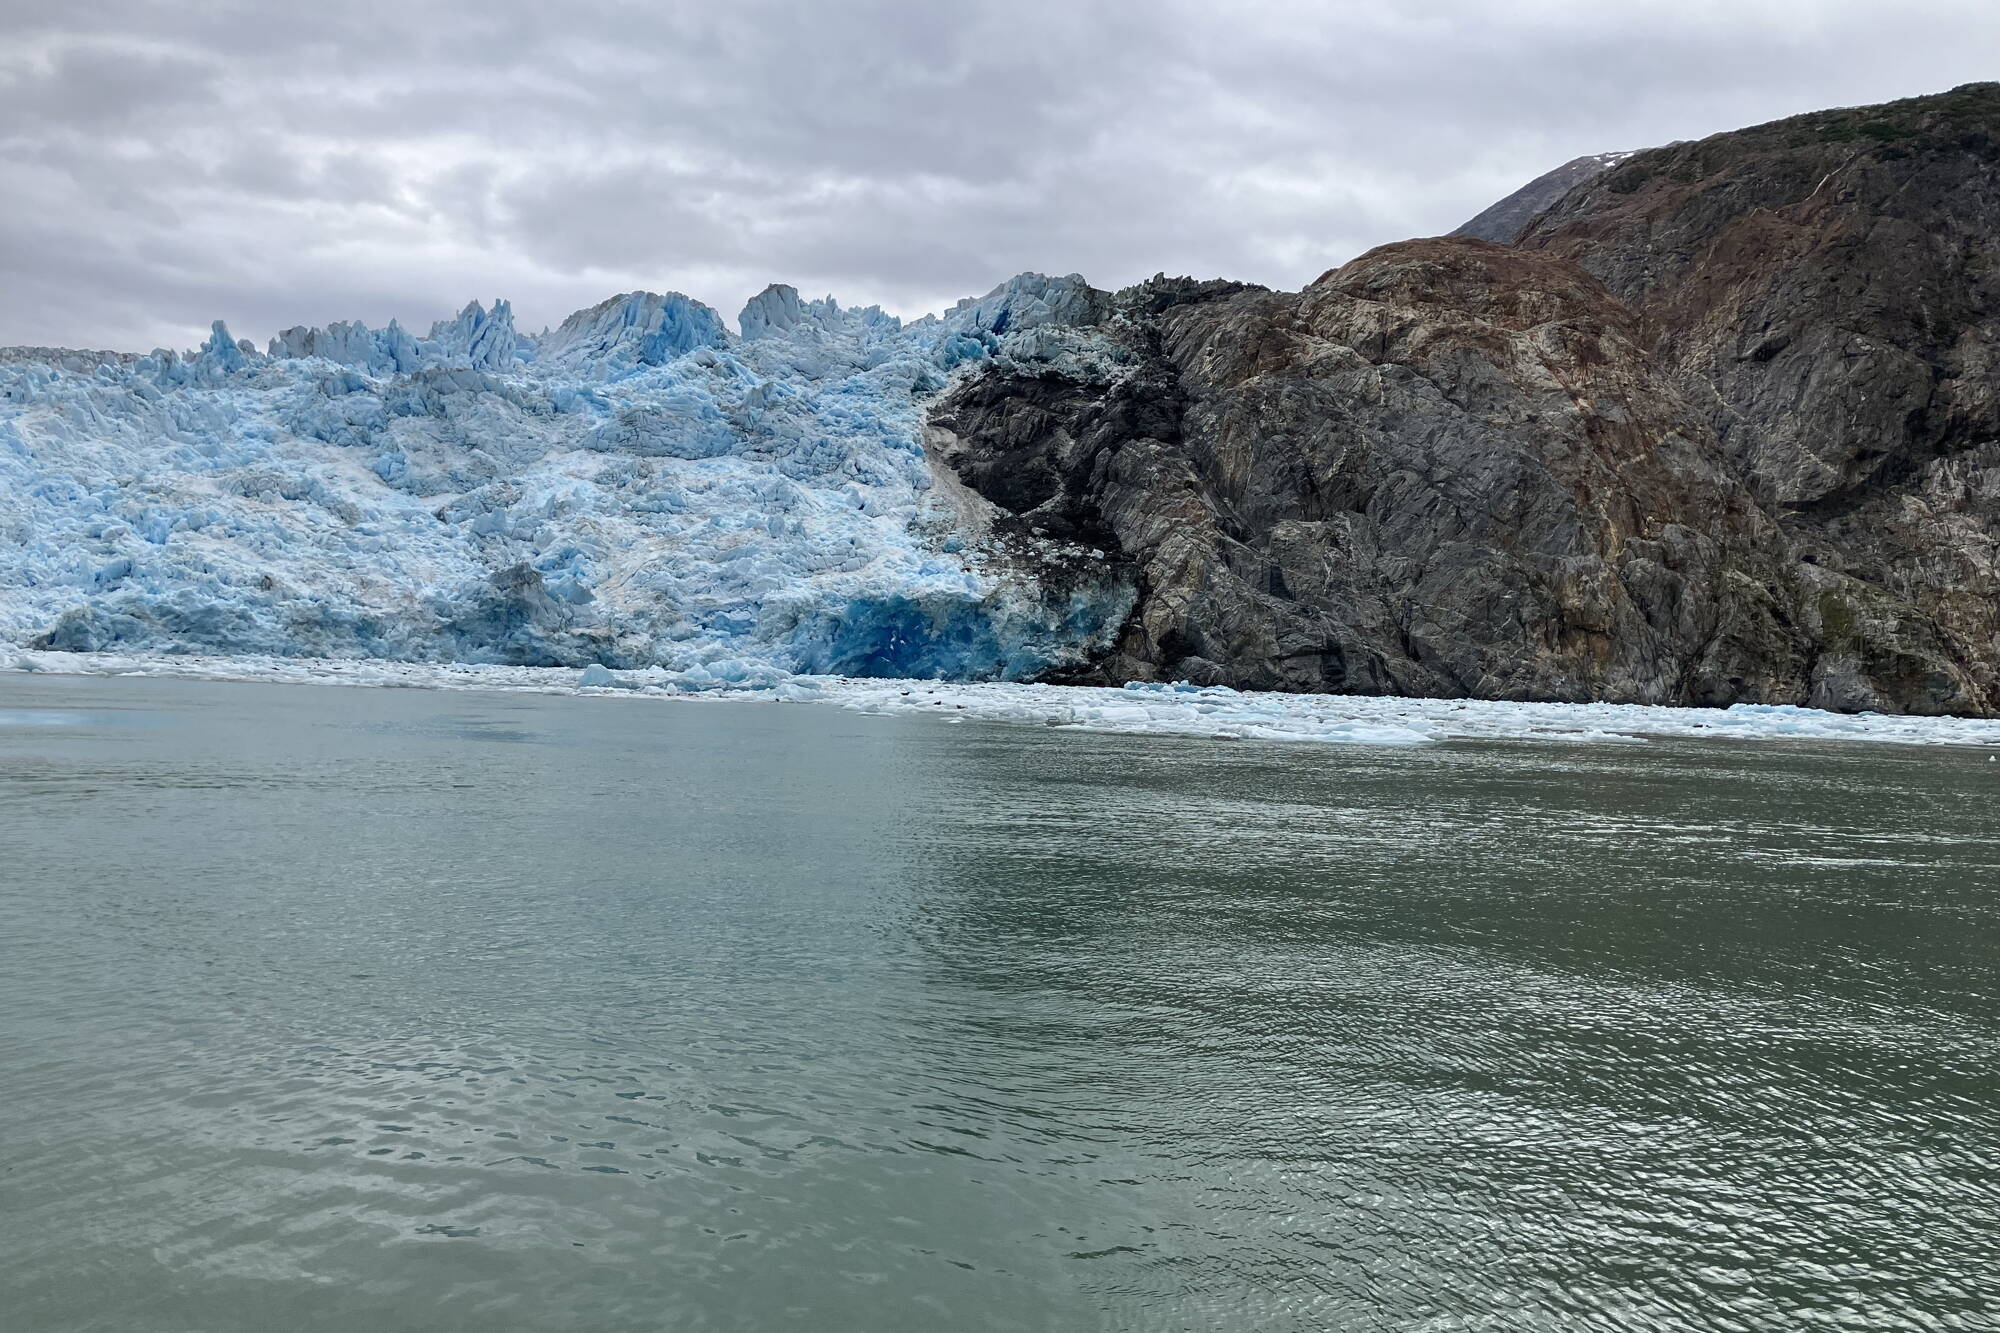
[739,284,901,344]
[938,273,1104,336]
[426,300,520,371]
[197,320,250,375]
[19,651,1998,752]
[536,292,728,370]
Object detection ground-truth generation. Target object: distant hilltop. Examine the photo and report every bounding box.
[1450,150,1639,242]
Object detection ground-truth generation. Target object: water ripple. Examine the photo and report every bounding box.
[1,673,1996,1331]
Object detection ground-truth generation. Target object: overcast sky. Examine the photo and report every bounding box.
[3,0,1997,351]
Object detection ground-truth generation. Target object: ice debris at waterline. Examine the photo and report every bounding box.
[0,278,1131,679]
[12,651,2000,749]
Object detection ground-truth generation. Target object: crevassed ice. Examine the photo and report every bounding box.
[0,276,1133,678]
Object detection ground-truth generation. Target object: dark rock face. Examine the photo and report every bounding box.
[927,84,2000,714]
[1451,151,1638,243]
[930,252,1810,704]
[1520,83,2000,713]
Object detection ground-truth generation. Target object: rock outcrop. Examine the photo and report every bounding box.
[927,84,2000,714]
[930,252,1810,704]
[1518,82,2000,713]
[1451,151,1637,243]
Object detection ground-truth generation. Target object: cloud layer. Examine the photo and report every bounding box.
[4,0,1997,350]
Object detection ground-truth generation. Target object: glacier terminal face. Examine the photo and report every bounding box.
[0,277,1135,679]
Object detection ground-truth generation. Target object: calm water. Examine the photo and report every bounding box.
[1,674,1996,1332]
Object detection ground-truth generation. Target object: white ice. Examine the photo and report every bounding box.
[9,650,2000,751]
[0,276,1128,680]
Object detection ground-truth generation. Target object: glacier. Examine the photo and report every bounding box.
[13,270,1998,754]
[0,275,1135,680]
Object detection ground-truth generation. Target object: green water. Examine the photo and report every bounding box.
[1,673,1995,1331]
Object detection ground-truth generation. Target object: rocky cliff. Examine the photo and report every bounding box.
[1520,82,2000,714]
[928,84,2000,714]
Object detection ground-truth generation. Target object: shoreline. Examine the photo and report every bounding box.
[8,648,2000,751]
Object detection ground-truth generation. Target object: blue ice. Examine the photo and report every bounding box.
[0,275,1134,685]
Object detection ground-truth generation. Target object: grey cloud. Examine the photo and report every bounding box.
[0,41,222,130]
[2,0,1998,350]
[495,164,754,273]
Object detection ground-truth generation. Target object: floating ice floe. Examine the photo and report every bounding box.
[7,650,2000,751]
